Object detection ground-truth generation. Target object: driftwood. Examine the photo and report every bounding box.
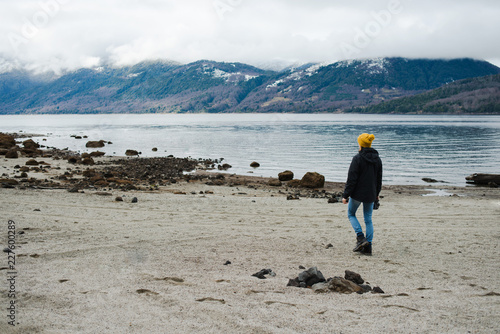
[465,173,500,185]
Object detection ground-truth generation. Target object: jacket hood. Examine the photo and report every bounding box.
[359,147,380,164]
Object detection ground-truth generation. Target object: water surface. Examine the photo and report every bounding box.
[1,113,499,186]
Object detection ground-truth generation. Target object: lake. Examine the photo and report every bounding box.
[1,113,499,186]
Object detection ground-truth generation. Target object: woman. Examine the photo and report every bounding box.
[342,133,383,255]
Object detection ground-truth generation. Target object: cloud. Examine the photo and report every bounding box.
[1,0,499,73]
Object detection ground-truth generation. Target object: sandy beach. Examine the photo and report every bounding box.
[1,152,500,333]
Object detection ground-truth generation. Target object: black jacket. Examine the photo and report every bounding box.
[342,147,382,203]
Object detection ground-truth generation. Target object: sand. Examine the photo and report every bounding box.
[1,155,500,333]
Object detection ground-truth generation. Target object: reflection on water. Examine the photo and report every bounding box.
[1,113,499,186]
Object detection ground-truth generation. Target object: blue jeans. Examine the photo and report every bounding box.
[347,198,374,243]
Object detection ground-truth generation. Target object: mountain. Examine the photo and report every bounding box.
[0,57,499,114]
[345,74,500,114]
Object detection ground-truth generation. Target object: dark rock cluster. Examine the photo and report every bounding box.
[287,267,384,294]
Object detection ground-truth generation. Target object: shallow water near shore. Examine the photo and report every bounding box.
[1,113,500,186]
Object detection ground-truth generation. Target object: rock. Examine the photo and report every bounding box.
[373,286,385,294]
[82,157,95,165]
[125,149,139,156]
[268,179,282,187]
[345,270,364,285]
[152,147,158,152]
[86,140,106,148]
[0,148,8,155]
[131,197,138,203]
[325,243,333,249]
[466,173,500,185]
[287,179,301,187]
[22,139,40,150]
[360,284,372,292]
[68,187,80,193]
[89,151,105,157]
[115,196,124,202]
[5,150,19,159]
[287,194,300,200]
[297,267,326,287]
[82,169,96,177]
[250,161,260,168]
[278,170,294,181]
[328,197,338,203]
[0,133,16,149]
[252,269,276,279]
[287,278,301,287]
[1,182,15,189]
[422,177,438,183]
[68,157,80,164]
[311,282,331,293]
[25,159,39,166]
[223,260,231,265]
[218,163,232,170]
[323,277,364,294]
[300,172,325,188]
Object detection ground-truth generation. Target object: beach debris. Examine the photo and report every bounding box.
[136,289,158,295]
[196,297,226,304]
[288,268,384,294]
[252,269,276,279]
[278,170,294,181]
[300,172,325,188]
[86,140,106,148]
[250,161,260,168]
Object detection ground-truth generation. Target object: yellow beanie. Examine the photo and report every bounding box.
[358,133,375,148]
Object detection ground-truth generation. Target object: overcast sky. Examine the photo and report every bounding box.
[1,0,499,73]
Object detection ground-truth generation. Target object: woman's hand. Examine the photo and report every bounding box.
[342,198,348,204]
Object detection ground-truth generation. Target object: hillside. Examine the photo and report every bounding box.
[345,74,500,114]
[0,57,499,114]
